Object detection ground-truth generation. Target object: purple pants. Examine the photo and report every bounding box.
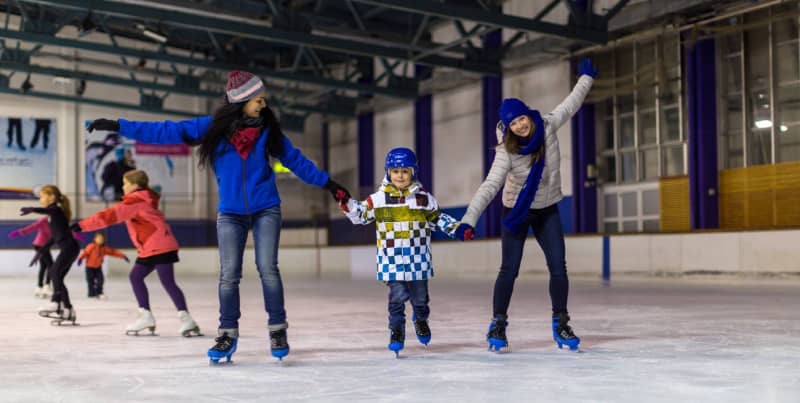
[129,263,187,311]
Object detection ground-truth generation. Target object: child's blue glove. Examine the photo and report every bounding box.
[455,223,475,241]
[77,259,83,266]
[577,58,598,79]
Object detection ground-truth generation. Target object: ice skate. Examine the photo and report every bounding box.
[41,284,53,298]
[208,333,237,365]
[413,318,431,347]
[487,314,510,353]
[178,310,202,337]
[552,313,580,351]
[38,301,62,319]
[51,308,78,326]
[269,327,290,361]
[388,325,404,358]
[126,308,156,336]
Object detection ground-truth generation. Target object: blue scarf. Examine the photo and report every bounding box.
[502,109,545,233]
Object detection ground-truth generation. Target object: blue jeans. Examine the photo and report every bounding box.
[494,204,569,316]
[217,206,286,330]
[387,280,430,329]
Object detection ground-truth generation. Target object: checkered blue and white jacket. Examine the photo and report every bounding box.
[342,178,459,282]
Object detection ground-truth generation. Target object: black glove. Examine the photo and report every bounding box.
[324,179,351,205]
[19,207,35,216]
[69,223,82,232]
[123,256,130,263]
[87,118,120,133]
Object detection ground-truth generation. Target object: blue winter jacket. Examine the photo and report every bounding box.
[118,116,329,214]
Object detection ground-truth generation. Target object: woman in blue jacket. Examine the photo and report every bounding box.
[88,70,350,363]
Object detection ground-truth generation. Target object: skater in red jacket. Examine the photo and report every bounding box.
[72,170,202,337]
[77,232,128,299]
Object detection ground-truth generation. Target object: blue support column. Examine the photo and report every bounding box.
[602,235,610,285]
[358,112,375,197]
[415,65,433,192]
[685,36,719,229]
[321,121,330,172]
[571,103,598,233]
[481,30,503,238]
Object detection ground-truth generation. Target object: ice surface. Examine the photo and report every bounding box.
[1,273,798,403]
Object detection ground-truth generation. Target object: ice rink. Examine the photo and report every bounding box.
[2,273,799,403]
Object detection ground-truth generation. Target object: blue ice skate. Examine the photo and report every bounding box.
[388,326,405,358]
[270,328,290,361]
[487,315,509,353]
[413,317,431,346]
[552,313,580,351]
[208,334,237,365]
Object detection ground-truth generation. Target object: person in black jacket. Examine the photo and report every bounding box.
[20,185,80,325]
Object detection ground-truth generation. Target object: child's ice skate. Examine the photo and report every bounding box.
[34,287,43,298]
[208,333,237,365]
[552,313,580,351]
[487,314,509,353]
[388,325,404,358]
[413,318,431,347]
[38,301,62,319]
[51,307,78,326]
[126,308,156,336]
[178,310,202,337]
[269,326,290,361]
[41,284,53,298]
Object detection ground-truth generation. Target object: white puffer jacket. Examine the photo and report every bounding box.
[461,75,594,227]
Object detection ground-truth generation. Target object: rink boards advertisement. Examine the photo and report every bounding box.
[0,116,57,199]
[85,126,193,202]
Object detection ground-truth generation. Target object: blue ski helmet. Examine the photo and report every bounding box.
[384,147,417,179]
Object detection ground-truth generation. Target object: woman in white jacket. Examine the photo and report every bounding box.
[456,59,596,352]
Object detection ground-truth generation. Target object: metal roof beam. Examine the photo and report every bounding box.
[0,28,417,99]
[19,0,499,75]
[349,0,608,44]
[0,86,199,117]
[0,61,356,117]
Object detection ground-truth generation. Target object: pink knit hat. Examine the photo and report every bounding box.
[225,70,265,104]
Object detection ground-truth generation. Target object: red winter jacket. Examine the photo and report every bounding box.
[78,243,127,268]
[79,189,179,258]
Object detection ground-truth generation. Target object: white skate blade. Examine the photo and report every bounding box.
[181,327,203,337]
[51,319,79,326]
[126,326,157,336]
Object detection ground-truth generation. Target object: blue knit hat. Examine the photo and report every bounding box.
[499,98,531,130]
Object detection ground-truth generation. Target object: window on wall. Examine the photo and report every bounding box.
[718,3,800,167]
[592,33,687,185]
[601,183,660,233]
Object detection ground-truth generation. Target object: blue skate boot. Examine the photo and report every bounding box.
[388,325,405,358]
[269,326,290,361]
[413,317,431,347]
[552,313,580,351]
[208,331,238,365]
[487,314,509,352]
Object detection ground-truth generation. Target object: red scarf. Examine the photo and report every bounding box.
[230,127,261,159]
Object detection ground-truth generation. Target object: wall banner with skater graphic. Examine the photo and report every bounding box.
[0,117,57,199]
[85,125,193,202]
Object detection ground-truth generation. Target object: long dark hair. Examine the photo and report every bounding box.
[503,126,542,165]
[193,102,285,168]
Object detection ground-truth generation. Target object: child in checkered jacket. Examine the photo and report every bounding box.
[339,147,460,357]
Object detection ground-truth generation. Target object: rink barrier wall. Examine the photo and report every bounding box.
[4,229,800,279]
